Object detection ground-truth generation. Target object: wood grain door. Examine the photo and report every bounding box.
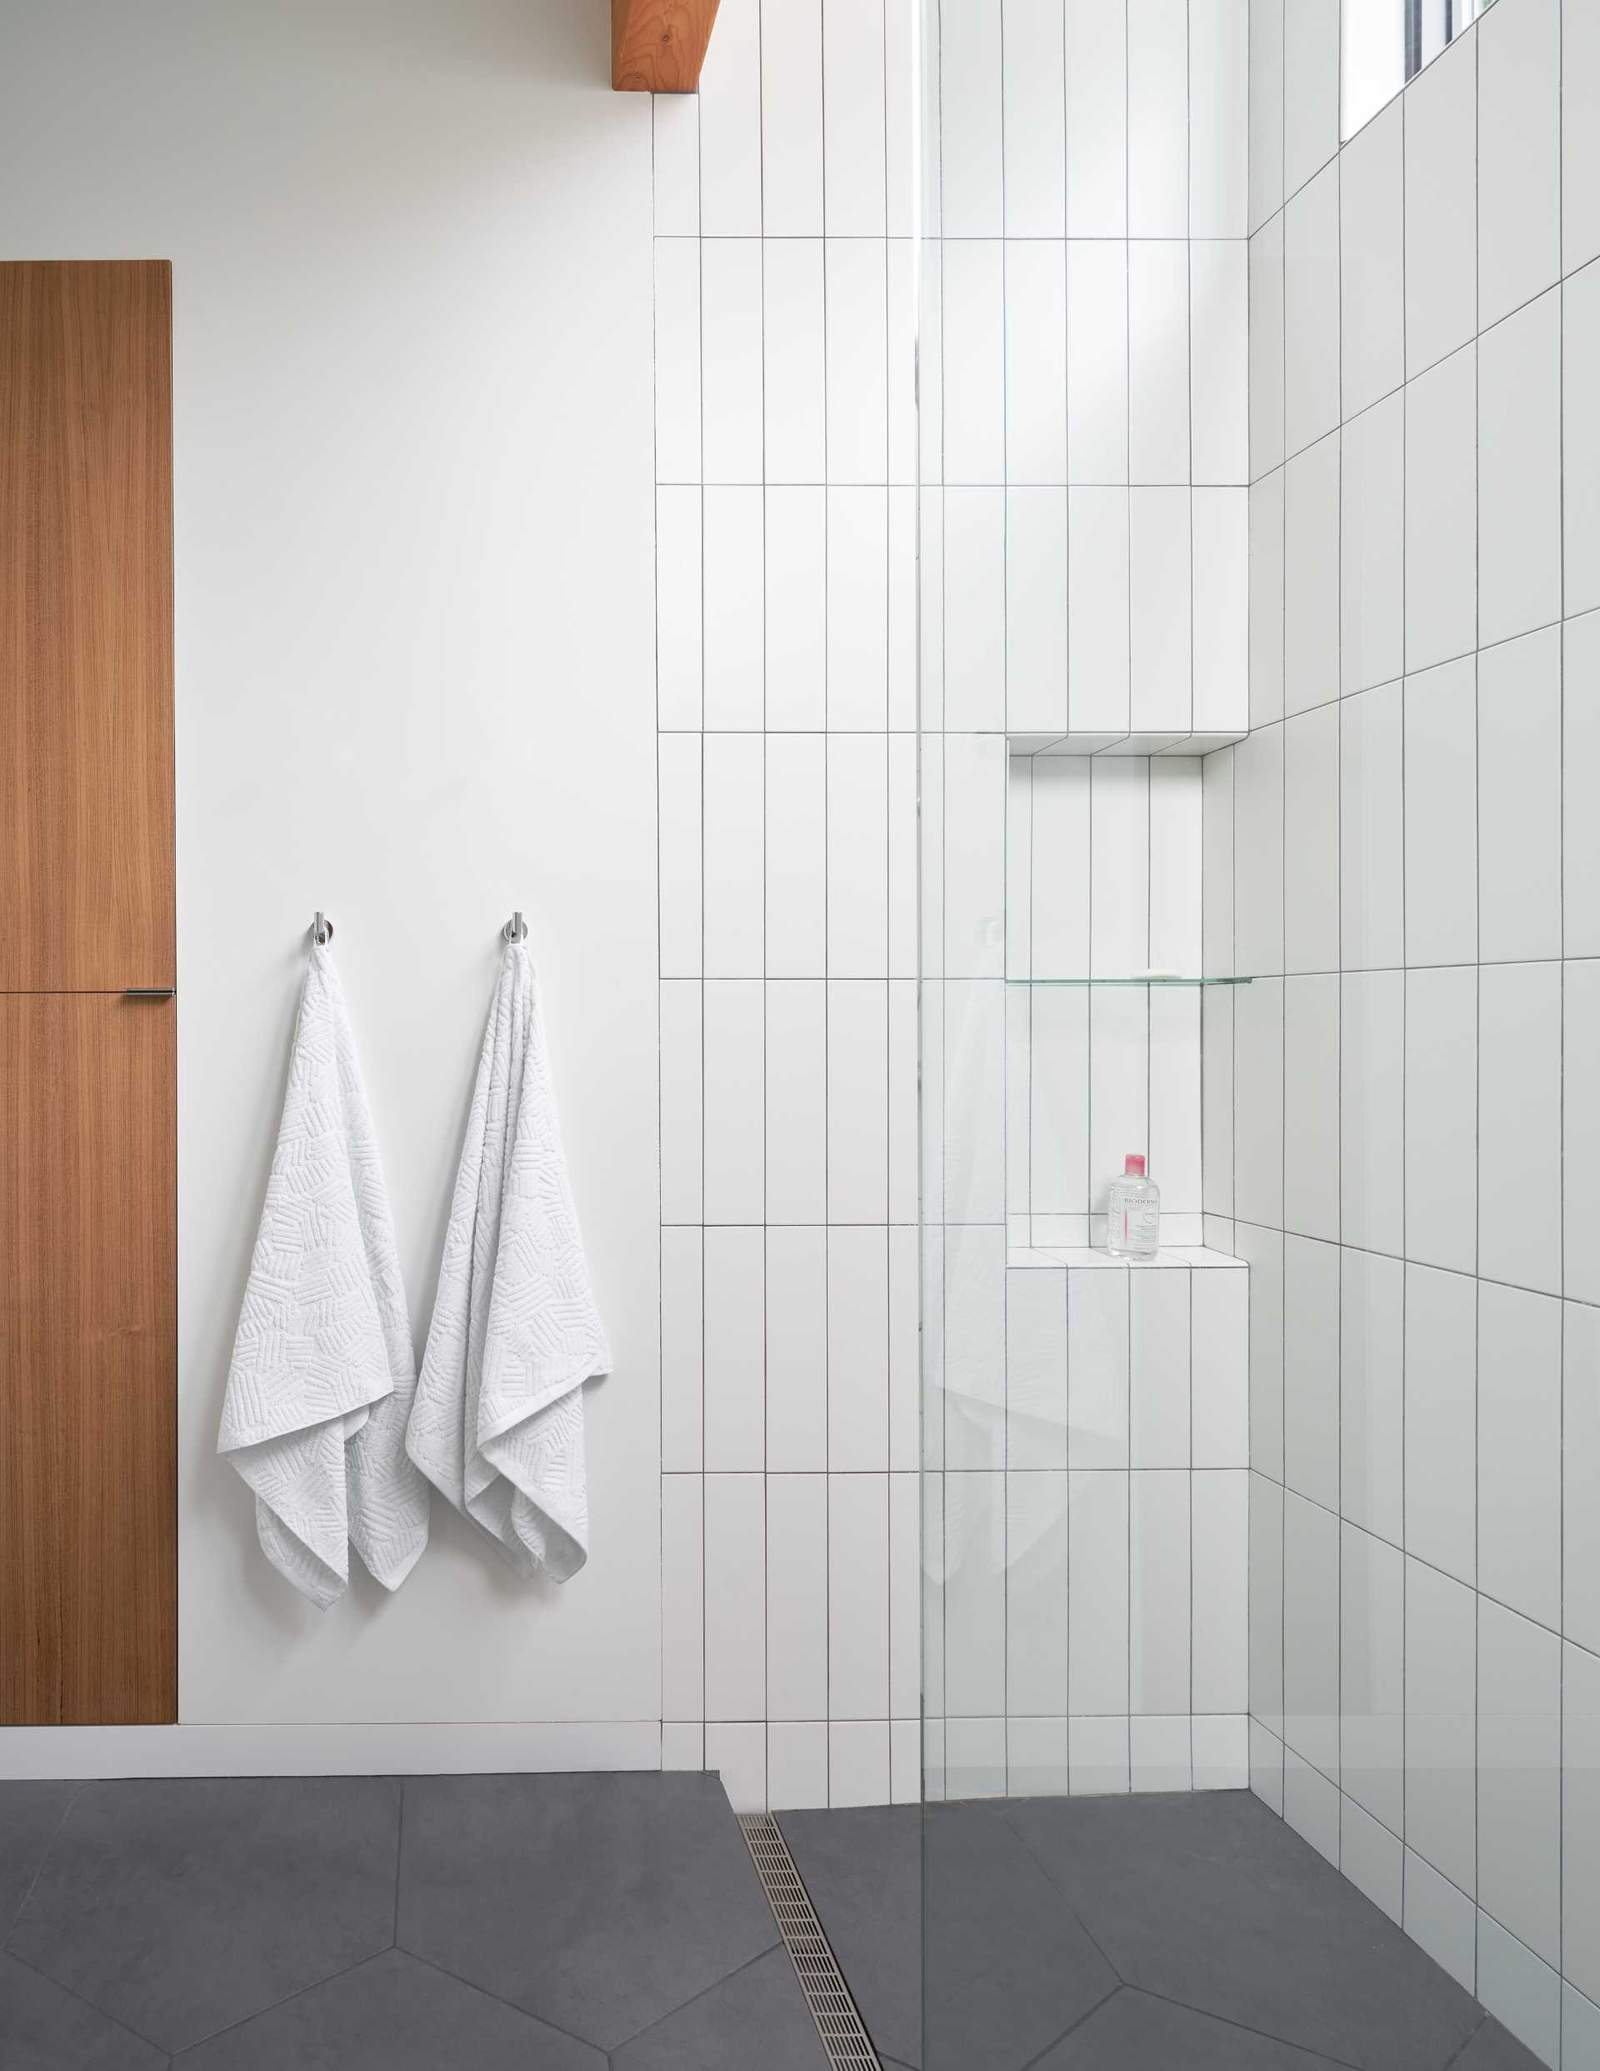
[1,261,177,1725]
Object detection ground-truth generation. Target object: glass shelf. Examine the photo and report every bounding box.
[1004,974,1254,987]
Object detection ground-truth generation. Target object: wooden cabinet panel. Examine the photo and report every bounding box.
[0,994,177,1724]
[0,261,174,992]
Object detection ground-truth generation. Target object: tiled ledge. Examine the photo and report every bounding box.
[1007,1244,1246,1271]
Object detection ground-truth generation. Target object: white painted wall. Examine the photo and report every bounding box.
[0,0,661,1730]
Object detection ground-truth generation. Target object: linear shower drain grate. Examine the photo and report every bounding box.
[739,1814,883,2069]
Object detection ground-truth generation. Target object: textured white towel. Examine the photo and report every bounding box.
[406,940,610,1580]
[218,942,430,1608]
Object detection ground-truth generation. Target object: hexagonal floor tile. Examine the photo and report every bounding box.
[611,1947,826,2069]
[172,1948,604,2069]
[0,1950,167,2070]
[0,1783,76,1934]
[6,1776,401,2053]
[1000,1791,1482,2071]
[397,1772,779,2051]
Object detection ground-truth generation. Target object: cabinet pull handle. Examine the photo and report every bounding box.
[123,988,174,1000]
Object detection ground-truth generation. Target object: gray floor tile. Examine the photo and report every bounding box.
[1001,1790,1481,2071]
[1451,2016,1553,2070]
[6,1776,401,2054]
[170,1947,603,2070]
[397,1772,778,2052]
[611,1947,827,2069]
[0,1784,76,1935]
[782,1801,1118,2071]
[1033,1987,1353,2068]
[0,1951,168,2070]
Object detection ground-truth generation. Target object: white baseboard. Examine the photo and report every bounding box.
[0,1720,661,1781]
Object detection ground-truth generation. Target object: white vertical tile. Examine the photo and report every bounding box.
[1405,1556,1478,1897]
[1282,976,1339,1243]
[1479,957,1563,1295]
[888,244,917,490]
[660,979,704,1225]
[765,732,825,977]
[826,735,888,975]
[657,486,703,729]
[1283,164,1340,457]
[764,488,827,729]
[704,1474,765,1720]
[1192,1470,1249,1711]
[1479,1596,1562,1967]
[1281,0,1338,197]
[765,980,826,1223]
[1128,242,1190,485]
[1006,1471,1071,1715]
[1030,757,1092,974]
[1249,469,1286,728]
[1568,263,1600,620]
[826,488,889,730]
[1030,988,1090,1216]
[1067,490,1131,735]
[1129,1269,1190,1469]
[1566,1643,1600,2012]
[702,732,763,971]
[825,241,889,487]
[1067,242,1129,484]
[653,96,700,237]
[943,489,1007,730]
[1566,1982,1600,2071]
[654,238,702,486]
[828,1225,890,1472]
[1002,0,1067,236]
[827,981,889,1225]
[1008,1717,1072,1798]
[661,1722,705,1772]
[1250,1471,1285,1737]
[1478,290,1562,650]
[888,979,918,1222]
[1405,1263,1478,1585]
[821,0,885,233]
[889,1470,919,1715]
[1341,968,1405,1259]
[1189,0,1248,236]
[700,240,764,483]
[659,732,702,982]
[938,0,1004,235]
[1404,658,1478,969]
[663,1475,704,1722]
[941,240,1005,486]
[829,1472,889,1720]
[762,240,826,483]
[698,0,762,233]
[1131,1471,1191,1714]
[1283,703,1339,973]
[1190,243,1249,485]
[1248,214,1286,479]
[1248,0,1284,231]
[945,1716,1007,1798]
[888,1225,920,1473]
[1283,431,1339,717]
[1065,0,1127,235]
[705,1723,767,1812]
[703,979,765,1223]
[1477,1913,1561,2068]
[943,732,1005,978]
[1405,32,1477,379]
[1202,988,1237,1214]
[945,1469,1007,1713]
[760,0,822,235]
[943,1222,1006,1468]
[1132,1714,1194,1794]
[1405,346,1478,675]
[1340,97,1404,421]
[1005,243,1068,485]
[1129,489,1192,735]
[1126,0,1187,234]
[1090,989,1150,1219]
[1340,393,1405,698]
[1150,986,1202,1215]
[1151,754,1202,971]
[1069,1468,1131,1713]
[1283,1233,1340,1512]
[1072,1715,1132,1795]
[1282,1489,1340,1782]
[1005,491,1071,735]
[702,489,765,730]
[662,1227,704,1475]
[1192,1270,1248,1467]
[1478,1281,1562,1632]
[1007,1267,1069,1470]
[765,1474,832,1714]
[888,489,918,730]
[943,981,1006,1222]
[1568,0,1600,273]
[1568,613,1600,958]
[1341,1522,1405,1835]
[1341,1247,1405,1547]
[766,1722,829,1811]
[1340,680,1404,973]
[1406,1848,1478,1994]
[1342,1797,1403,1924]
[829,1723,893,1808]
[1477,0,1561,332]
[1192,489,1249,734]
[1569,967,1600,1308]
[1566,1305,1600,1653]
[1068,1266,1130,1470]
[766,1226,828,1472]
[704,1225,764,1471]
[1234,977,1285,1230]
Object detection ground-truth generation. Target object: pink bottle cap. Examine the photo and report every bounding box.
[1125,1153,1146,1176]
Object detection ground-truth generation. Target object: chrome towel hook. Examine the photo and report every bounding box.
[312,911,334,945]
[502,910,528,945]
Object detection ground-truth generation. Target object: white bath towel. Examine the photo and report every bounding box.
[406,939,610,1580]
[218,942,430,1608]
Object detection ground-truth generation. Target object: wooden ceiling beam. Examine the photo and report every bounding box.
[611,0,720,92]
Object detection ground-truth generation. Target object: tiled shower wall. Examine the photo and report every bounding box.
[1215,0,1600,2059]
